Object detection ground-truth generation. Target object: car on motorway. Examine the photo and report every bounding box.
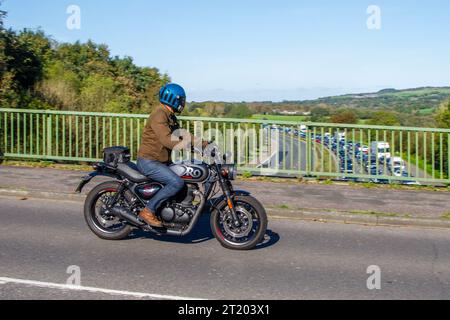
[342,165,354,174]
[370,178,390,184]
[392,168,402,177]
[361,153,370,163]
[400,171,421,185]
[358,145,369,154]
[335,132,346,142]
[390,157,406,172]
[367,165,383,176]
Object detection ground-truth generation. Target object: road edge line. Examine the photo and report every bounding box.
[0,277,205,300]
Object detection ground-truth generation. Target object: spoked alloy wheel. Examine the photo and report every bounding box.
[211,195,268,250]
[222,205,255,239]
[84,181,133,240]
[93,192,128,232]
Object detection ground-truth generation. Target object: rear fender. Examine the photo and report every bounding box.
[75,170,120,193]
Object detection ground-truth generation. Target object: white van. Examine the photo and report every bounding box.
[299,125,307,133]
[335,132,346,141]
[391,156,406,172]
[371,141,391,160]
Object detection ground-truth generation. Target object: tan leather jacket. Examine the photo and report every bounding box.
[137,106,198,163]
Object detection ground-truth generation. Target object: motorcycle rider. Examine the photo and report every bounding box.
[136,83,207,227]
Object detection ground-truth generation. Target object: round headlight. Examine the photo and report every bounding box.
[221,165,237,180]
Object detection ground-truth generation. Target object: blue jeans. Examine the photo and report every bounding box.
[136,158,184,213]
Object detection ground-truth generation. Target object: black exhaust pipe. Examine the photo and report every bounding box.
[111,191,205,235]
[111,207,145,227]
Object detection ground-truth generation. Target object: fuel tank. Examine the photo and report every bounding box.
[170,161,209,183]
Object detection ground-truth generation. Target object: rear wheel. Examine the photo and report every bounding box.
[84,181,133,240]
[211,195,268,250]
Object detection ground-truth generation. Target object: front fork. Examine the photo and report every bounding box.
[218,177,241,228]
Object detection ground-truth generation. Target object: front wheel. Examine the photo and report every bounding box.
[211,195,268,250]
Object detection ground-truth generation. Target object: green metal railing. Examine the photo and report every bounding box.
[1,108,450,185]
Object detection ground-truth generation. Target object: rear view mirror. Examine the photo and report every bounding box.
[223,152,232,163]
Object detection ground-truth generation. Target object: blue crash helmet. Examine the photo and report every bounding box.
[159,83,186,113]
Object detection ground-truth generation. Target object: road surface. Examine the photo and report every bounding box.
[1,195,449,300]
[262,130,313,172]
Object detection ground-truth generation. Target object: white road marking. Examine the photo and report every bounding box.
[0,277,204,300]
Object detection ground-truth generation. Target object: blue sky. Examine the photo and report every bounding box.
[2,0,450,102]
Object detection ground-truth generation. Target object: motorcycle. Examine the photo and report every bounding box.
[76,145,268,250]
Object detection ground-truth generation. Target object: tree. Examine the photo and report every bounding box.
[2,30,43,89]
[80,74,130,113]
[0,24,169,112]
[368,111,400,126]
[330,109,358,124]
[434,101,450,178]
[435,101,450,128]
[0,1,6,28]
[226,103,253,118]
[17,29,54,65]
[0,29,43,108]
[310,105,331,122]
[36,61,80,110]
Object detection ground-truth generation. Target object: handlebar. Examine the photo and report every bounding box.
[191,142,220,162]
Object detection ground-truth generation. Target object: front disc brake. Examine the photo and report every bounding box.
[222,206,253,238]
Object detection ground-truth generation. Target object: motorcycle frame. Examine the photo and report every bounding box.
[76,160,243,237]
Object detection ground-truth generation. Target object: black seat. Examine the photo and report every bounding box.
[117,162,149,183]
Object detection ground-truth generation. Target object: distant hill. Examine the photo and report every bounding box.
[290,87,450,113]
[186,87,450,123]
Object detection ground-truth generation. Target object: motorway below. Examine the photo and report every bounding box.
[1,195,449,300]
[262,131,313,172]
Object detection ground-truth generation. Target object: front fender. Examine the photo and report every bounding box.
[209,190,251,211]
[233,190,251,197]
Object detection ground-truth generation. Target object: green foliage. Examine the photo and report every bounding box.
[241,171,253,178]
[226,103,253,118]
[0,1,6,28]
[330,109,358,124]
[0,28,45,108]
[251,114,307,122]
[367,111,400,126]
[310,105,330,122]
[305,87,450,112]
[36,61,80,110]
[435,101,450,129]
[1,12,449,127]
[2,32,43,89]
[0,27,169,113]
[80,74,130,113]
[435,101,450,179]
[441,212,450,220]
[193,87,450,127]
[184,102,253,118]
